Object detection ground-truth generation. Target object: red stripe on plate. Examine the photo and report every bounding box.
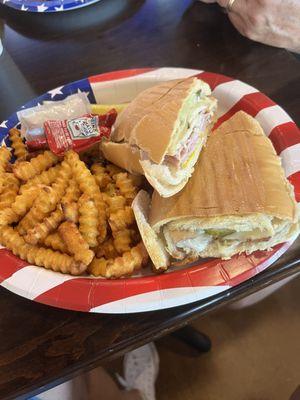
[288,171,300,202]
[89,68,154,84]
[214,92,276,130]
[196,72,233,90]
[34,244,288,312]
[34,261,225,311]
[268,122,300,154]
[35,278,94,312]
[0,249,29,282]
[220,245,282,287]
[34,277,160,311]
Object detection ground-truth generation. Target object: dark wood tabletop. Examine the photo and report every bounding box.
[0,0,299,399]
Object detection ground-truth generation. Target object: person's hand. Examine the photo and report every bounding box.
[198,0,300,53]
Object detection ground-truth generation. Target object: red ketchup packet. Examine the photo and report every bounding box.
[43,109,117,156]
[26,137,49,151]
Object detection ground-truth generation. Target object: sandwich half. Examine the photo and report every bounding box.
[133,111,299,269]
[101,77,217,197]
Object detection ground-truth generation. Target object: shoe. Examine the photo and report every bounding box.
[117,343,159,400]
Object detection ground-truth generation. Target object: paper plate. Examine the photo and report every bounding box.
[0,67,299,313]
[0,0,101,13]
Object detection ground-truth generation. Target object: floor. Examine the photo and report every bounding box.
[35,273,300,400]
[153,276,300,400]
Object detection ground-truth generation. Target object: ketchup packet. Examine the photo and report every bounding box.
[26,136,48,151]
[44,113,115,156]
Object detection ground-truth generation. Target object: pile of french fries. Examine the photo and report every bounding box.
[0,128,149,278]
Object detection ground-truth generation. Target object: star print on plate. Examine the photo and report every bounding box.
[1,0,101,12]
[77,88,90,96]
[37,3,48,12]
[0,121,8,129]
[48,86,64,99]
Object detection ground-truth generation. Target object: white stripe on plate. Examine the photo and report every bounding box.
[91,67,202,104]
[1,265,74,300]
[138,67,202,81]
[255,105,293,137]
[280,143,300,177]
[212,80,258,118]
[90,285,230,314]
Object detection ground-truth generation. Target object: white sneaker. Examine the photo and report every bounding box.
[117,343,159,400]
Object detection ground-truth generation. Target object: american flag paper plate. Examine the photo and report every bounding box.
[0,0,101,13]
[0,67,299,313]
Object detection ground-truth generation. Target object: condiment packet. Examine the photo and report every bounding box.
[44,111,116,155]
[17,92,91,141]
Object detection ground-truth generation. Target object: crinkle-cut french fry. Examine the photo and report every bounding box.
[62,201,78,224]
[0,174,20,210]
[113,229,132,254]
[104,183,118,197]
[12,186,42,216]
[0,225,86,275]
[62,179,81,203]
[60,179,80,223]
[95,238,118,259]
[17,160,71,234]
[114,172,138,204]
[0,208,19,225]
[0,148,11,172]
[106,163,123,178]
[13,150,59,181]
[104,195,126,214]
[78,194,98,248]
[58,221,94,266]
[0,148,12,193]
[65,150,99,198]
[92,194,106,244]
[20,164,60,194]
[9,128,28,160]
[88,242,148,278]
[109,207,135,233]
[24,205,64,245]
[43,232,68,254]
[65,150,107,243]
[17,186,53,236]
[91,163,111,189]
[4,173,20,188]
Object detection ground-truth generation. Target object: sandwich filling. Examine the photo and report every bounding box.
[140,93,217,191]
[158,211,299,260]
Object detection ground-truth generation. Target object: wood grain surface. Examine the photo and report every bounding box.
[0,0,299,399]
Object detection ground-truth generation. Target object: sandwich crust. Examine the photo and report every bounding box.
[112,77,211,164]
[100,141,144,175]
[132,190,169,270]
[150,111,297,228]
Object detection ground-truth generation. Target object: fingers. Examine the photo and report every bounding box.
[216,0,244,14]
[228,12,248,37]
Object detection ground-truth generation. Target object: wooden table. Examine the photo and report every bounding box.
[0,1,299,398]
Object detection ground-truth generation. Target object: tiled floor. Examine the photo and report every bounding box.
[155,276,300,400]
